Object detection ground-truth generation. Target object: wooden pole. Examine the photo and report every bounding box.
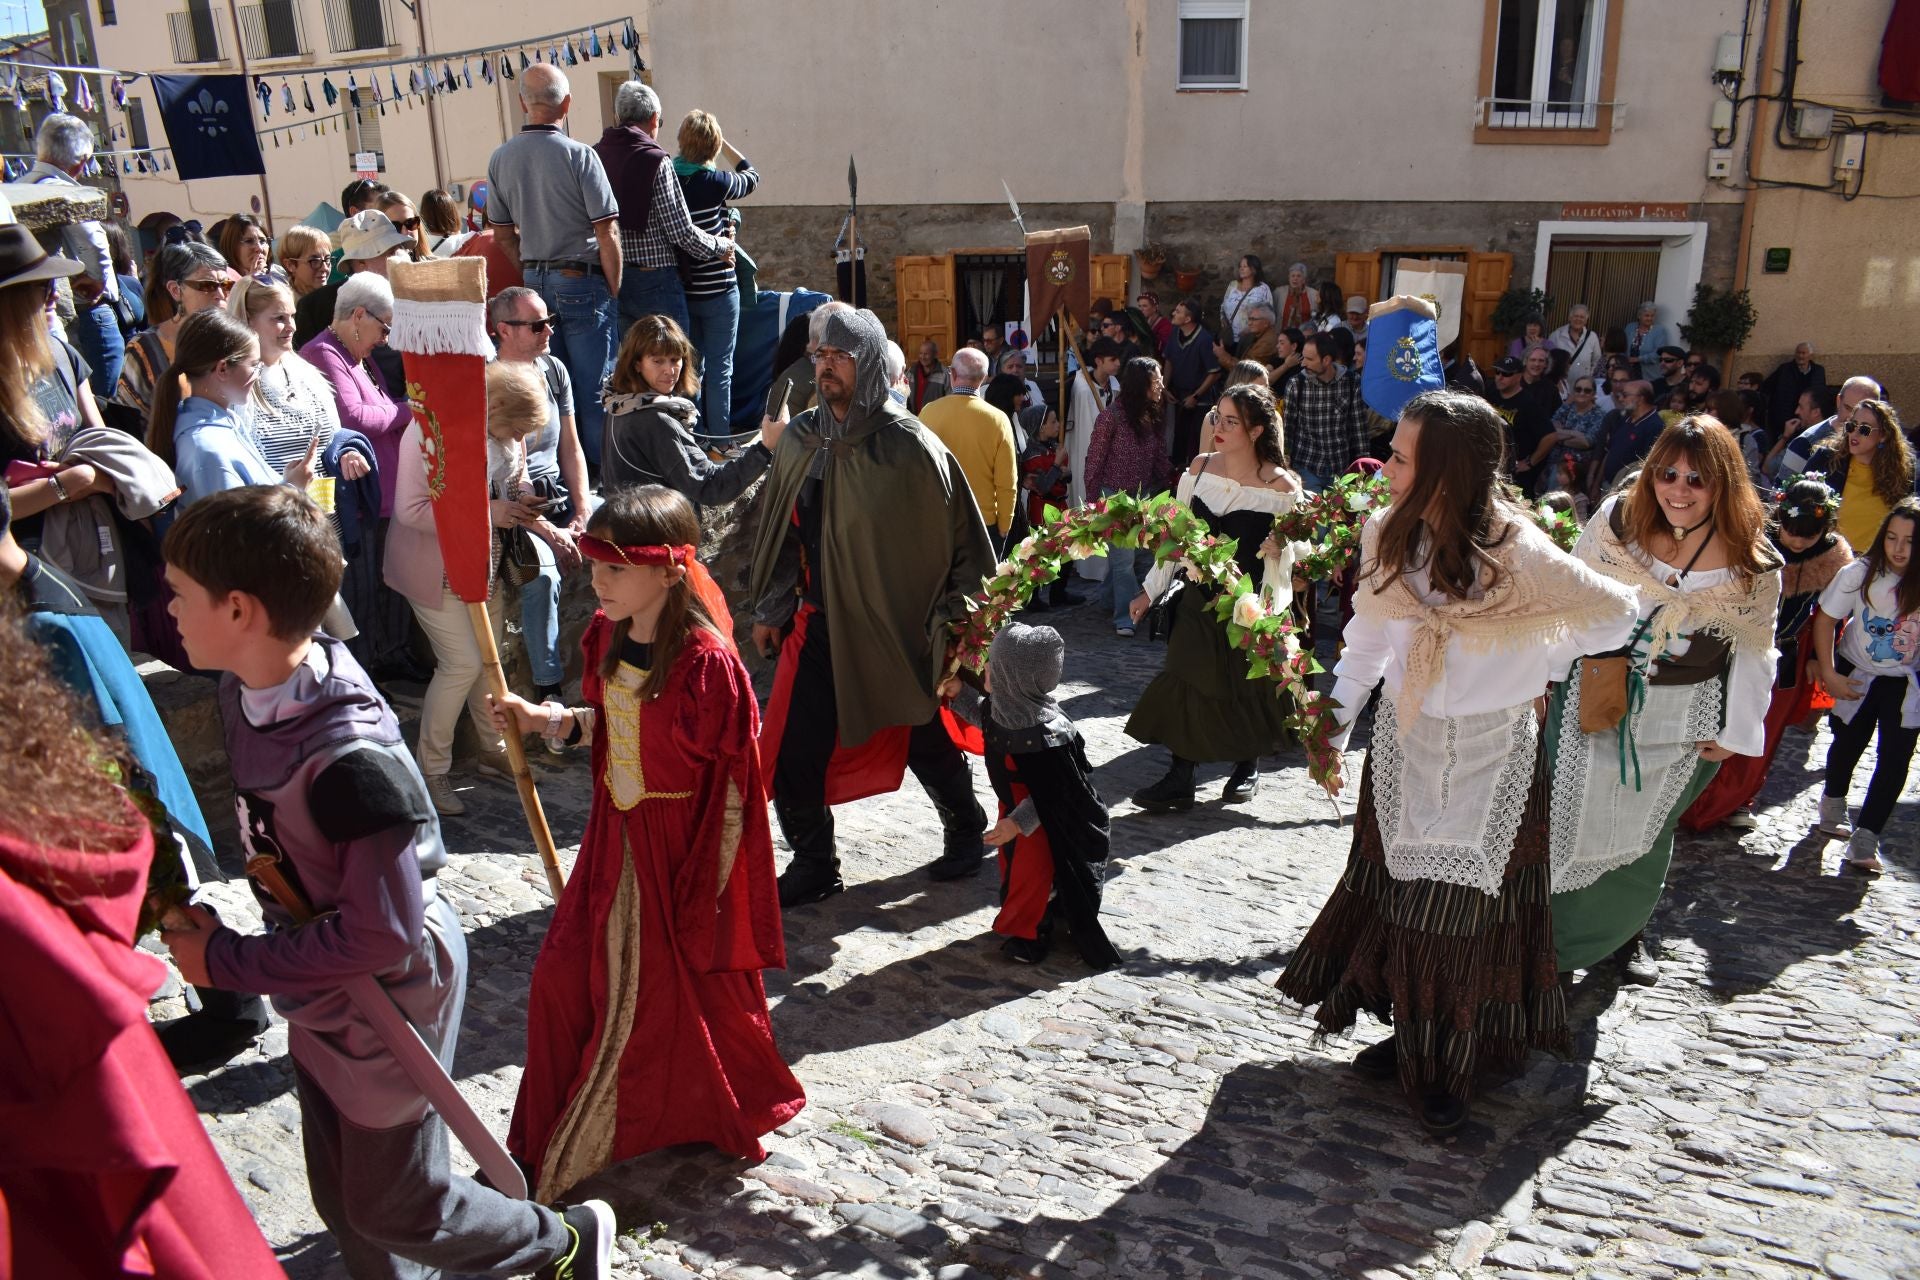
[844,209,858,304]
[466,600,566,900]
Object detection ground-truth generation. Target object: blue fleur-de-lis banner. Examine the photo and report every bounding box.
[151,74,265,180]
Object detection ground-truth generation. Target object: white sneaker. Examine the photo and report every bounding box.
[1845,828,1884,873]
[1817,794,1852,837]
[1115,624,1135,638]
[424,773,466,817]
[1723,810,1760,830]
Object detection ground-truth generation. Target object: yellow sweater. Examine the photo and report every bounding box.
[1837,462,1891,559]
[918,391,1018,535]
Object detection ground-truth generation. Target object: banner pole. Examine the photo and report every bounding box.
[468,599,566,900]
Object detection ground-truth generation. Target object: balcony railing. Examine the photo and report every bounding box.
[321,0,395,54]
[1478,96,1620,130]
[167,8,225,63]
[238,0,307,59]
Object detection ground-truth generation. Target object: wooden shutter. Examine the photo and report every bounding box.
[1091,254,1131,309]
[1335,252,1382,308]
[894,254,958,363]
[1464,251,1513,369]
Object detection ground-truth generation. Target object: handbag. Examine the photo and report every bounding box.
[1145,575,1184,643]
[1578,655,1632,734]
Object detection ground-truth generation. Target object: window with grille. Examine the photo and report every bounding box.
[1178,0,1247,90]
[127,98,149,150]
[1486,0,1610,128]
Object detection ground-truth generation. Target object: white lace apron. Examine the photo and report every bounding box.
[1548,670,1723,892]
[1372,693,1540,898]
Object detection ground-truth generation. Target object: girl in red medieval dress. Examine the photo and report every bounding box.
[490,485,803,1202]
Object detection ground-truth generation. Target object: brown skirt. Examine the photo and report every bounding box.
[1274,743,1567,1104]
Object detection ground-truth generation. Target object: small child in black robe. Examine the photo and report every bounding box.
[953,622,1120,968]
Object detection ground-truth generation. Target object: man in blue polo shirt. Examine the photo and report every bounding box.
[486,63,622,465]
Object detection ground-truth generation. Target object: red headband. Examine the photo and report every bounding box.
[578,537,694,569]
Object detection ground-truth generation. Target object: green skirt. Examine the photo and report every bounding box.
[1125,587,1292,763]
[1546,682,1720,972]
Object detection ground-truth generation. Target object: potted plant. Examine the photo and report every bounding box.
[1680,282,1758,361]
[1136,243,1168,279]
[1174,266,1201,293]
[1492,286,1551,338]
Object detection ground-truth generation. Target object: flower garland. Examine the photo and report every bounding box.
[947,492,1347,792]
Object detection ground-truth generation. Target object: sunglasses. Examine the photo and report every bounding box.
[392,217,421,232]
[1850,422,1881,437]
[1574,385,1596,393]
[181,277,234,295]
[1658,466,1707,490]
[1660,357,1682,365]
[499,317,555,332]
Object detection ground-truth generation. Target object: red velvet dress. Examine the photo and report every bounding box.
[0,823,285,1278]
[509,618,803,1201]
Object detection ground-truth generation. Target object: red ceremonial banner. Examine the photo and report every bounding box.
[387,258,495,604]
[1026,225,1092,331]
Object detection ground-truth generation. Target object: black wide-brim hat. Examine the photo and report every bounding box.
[0,224,85,291]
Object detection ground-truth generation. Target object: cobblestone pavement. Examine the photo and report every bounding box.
[165,597,1920,1280]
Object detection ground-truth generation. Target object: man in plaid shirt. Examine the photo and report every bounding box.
[1283,332,1369,492]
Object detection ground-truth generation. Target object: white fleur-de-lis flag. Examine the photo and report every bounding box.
[150,74,266,180]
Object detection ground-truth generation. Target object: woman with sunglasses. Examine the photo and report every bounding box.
[379,190,433,262]
[1805,399,1914,556]
[113,242,233,424]
[1548,418,1781,987]
[1530,376,1608,498]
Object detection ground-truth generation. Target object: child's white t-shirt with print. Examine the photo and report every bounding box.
[1819,558,1920,725]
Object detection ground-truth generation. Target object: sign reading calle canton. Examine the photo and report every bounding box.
[1559,202,1693,221]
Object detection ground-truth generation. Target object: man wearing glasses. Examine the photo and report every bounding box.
[1547,302,1603,383]
[1647,345,1690,407]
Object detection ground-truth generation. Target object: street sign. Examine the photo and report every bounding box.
[1764,247,1791,274]
[353,150,379,178]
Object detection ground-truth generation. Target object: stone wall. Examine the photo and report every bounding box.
[740,200,1742,337]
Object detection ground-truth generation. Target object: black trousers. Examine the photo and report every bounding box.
[772,609,983,865]
[1823,673,1920,835]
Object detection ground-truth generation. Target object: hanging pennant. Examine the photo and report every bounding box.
[321,75,338,107]
[110,75,128,107]
[589,28,603,58]
[623,20,639,51]
[256,78,273,117]
[548,43,561,63]
[442,63,457,93]
[480,57,493,85]
[74,76,94,113]
[390,69,403,101]
[46,71,67,112]
[563,40,578,66]
[462,59,473,89]
[281,81,295,114]
[519,49,530,70]
[303,78,315,113]
[369,74,382,105]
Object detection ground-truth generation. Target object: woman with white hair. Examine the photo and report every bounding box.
[1621,301,1671,383]
[299,272,420,680]
[27,113,123,397]
[1276,261,1318,330]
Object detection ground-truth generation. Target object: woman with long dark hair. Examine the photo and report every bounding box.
[1806,399,1914,555]
[1548,417,1782,985]
[1082,356,1171,635]
[1277,388,1638,1134]
[1125,383,1305,807]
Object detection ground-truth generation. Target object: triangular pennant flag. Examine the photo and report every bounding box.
[110,75,127,107]
[47,71,66,112]
[75,76,94,112]
[408,65,423,93]
[563,40,578,66]
[589,28,603,57]
[462,59,473,89]
[519,49,530,69]
[163,153,171,170]
[257,78,274,116]
[480,57,493,85]
[282,81,295,114]
[443,63,457,93]
[369,74,382,104]
[623,20,638,50]
[322,75,337,107]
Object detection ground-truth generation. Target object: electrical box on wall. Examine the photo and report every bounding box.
[1791,104,1835,139]
[1707,148,1733,178]
[1835,133,1865,171]
[1710,100,1735,132]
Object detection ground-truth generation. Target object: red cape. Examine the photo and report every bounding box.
[0,823,285,1278]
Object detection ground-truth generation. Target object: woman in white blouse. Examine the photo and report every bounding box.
[1219,255,1274,346]
[1546,418,1781,985]
[239,280,369,494]
[1276,389,1638,1136]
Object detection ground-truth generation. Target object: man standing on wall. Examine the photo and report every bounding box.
[748,309,995,909]
[486,63,622,466]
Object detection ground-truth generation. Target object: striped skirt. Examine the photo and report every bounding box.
[1275,745,1567,1104]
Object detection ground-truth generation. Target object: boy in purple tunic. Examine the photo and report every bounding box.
[156,485,613,1280]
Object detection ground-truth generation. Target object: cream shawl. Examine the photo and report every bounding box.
[1357,506,1640,737]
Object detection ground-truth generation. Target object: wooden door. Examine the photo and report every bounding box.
[894,254,958,363]
[1335,253,1382,310]
[1464,252,1513,368]
[1092,254,1131,311]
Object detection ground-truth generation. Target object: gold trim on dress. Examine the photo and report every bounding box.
[602,661,696,810]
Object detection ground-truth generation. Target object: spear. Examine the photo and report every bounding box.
[1001,178,1028,238]
[843,155,859,305]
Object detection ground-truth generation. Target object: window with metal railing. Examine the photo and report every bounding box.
[167,2,224,64]
[239,0,306,59]
[321,0,393,54]
[1481,0,1615,131]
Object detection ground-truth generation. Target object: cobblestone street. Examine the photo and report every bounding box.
[168,601,1920,1280]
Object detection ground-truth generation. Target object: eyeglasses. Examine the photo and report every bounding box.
[1658,466,1707,490]
[297,254,331,269]
[1659,356,1682,365]
[498,317,555,332]
[392,217,421,232]
[1849,422,1881,437]
[811,348,853,365]
[1574,384,1596,393]
[181,277,234,295]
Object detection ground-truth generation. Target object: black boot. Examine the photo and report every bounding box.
[1132,756,1196,813]
[924,789,989,882]
[155,989,271,1076]
[1000,935,1049,965]
[1222,760,1260,802]
[1615,931,1659,986]
[1419,1090,1469,1135]
[1351,1034,1399,1081]
[773,799,844,907]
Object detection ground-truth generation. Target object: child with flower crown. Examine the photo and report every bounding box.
[1682,478,1851,832]
[489,485,803,1201]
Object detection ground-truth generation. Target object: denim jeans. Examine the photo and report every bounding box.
[69,301,125,400]
[524,266,617,468]
[617,266,690,340]
[685,287,741,439]
[518,533,564,690]
[1296,469,1331,495]
[1106,545,1150,630]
